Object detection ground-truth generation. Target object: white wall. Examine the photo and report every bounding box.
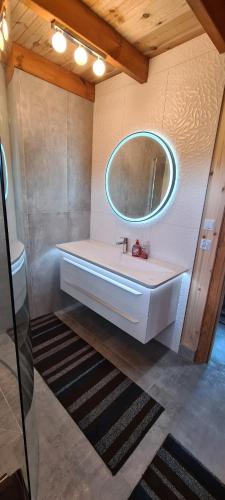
[90,34,225,352]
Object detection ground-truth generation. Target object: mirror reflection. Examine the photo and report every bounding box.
[106,132,176,221]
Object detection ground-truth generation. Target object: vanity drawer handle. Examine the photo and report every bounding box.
[63,279,140,324]
[63,257,143,296]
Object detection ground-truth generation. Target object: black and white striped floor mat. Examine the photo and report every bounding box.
[31,313,164,475]
[129,434,225,499]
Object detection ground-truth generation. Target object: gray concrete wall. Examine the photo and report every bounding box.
[8,70,93,319]
[0,64,17,245]
[0,63,18,333]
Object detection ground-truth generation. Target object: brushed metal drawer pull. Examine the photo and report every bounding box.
[63,257,142,296]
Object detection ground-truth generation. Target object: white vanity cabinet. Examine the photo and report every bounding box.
[58,241,184,344]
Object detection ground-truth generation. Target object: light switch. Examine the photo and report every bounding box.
[200,238,212,251]
[204,219,215,231]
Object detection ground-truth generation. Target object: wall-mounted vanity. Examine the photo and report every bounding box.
[57,131,185,344]
[57,240,186,344]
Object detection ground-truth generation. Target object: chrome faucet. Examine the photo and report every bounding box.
[116,237,128,254]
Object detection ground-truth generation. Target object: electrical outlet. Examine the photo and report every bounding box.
[200,238,212,251]
[204,219,215,231]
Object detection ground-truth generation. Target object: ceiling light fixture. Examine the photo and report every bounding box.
[74,45,88,66]
[93,57,106,77]
[51,21,107,78]
[52,29,67,53]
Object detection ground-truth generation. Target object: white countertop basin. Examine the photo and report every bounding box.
[57,239,186,288]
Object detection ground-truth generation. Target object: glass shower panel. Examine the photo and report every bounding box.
[0,62,38,497]
[0,142,30,497]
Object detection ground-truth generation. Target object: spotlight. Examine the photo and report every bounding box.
[93,58,106,77]
[51,21,106,79]
[52,30,67,53]
[74,45,88,66]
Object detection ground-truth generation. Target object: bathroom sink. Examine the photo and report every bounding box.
[56,239,186,288]
[119,253,172,273]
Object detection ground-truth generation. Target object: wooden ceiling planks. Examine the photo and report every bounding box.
[137,10,204,57]
[22,0,149,83]
[82,0,204,55]
[82,0,188,41]
[8,0,205,84]
[10,0,118,83]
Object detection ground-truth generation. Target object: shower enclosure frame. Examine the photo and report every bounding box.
[0,138,32,498]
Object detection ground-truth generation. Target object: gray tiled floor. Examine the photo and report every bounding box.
[211,322,225,365]
[0,334,28,483]
[34,304,225,499]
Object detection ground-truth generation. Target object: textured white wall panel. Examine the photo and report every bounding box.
[91,35,225,351]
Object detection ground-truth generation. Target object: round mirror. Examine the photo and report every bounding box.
[1,144,9,200]
[105,131,176,222]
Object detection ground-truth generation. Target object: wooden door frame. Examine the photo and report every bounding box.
[181,89,225,362]
[195,209,225,362]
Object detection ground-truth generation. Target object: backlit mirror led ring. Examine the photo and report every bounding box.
[105,131,177,223]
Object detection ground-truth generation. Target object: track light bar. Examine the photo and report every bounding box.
[51,21,106,61]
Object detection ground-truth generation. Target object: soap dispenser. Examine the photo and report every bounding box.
[132,239,142,257]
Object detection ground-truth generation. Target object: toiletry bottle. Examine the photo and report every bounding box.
[141,242,149,259]
[132,239,142,257]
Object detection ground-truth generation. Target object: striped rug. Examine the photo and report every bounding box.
[129,434,225,499]
[31,313,164,475]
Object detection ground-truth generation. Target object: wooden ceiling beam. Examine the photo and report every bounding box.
[22,0,149,84]
[6,43,95,102]
[186,0,225,53]
[0,0,4,17]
